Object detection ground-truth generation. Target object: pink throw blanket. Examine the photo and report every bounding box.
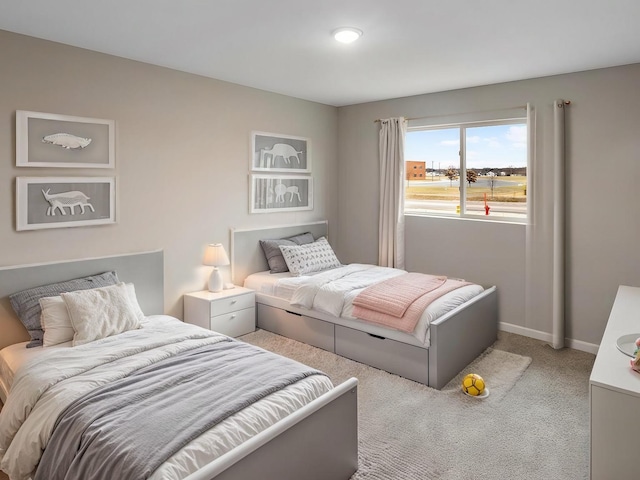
[352,272,447,317]
[352,274,471,333]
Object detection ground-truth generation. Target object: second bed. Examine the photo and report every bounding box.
[231,221,498,389]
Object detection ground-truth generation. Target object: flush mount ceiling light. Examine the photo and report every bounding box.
[332,27,363,44]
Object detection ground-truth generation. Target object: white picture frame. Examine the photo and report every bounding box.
[16,110,115,168]
[16,176,116,231]
[251,131,311,173]
[250,174,313,213]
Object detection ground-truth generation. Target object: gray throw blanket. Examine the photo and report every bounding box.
[34,338,325,480]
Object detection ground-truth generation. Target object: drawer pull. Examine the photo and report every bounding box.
[230,314,236,319]
[231,300,237,304]
[285,310,302,317]
[368,333,386,340]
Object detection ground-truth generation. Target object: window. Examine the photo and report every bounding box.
[404,113,529,221]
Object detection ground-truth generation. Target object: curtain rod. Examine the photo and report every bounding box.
[373,101,570,123]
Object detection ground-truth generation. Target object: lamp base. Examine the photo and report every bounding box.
[208,268,223,293]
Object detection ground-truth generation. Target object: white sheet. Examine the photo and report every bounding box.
[245,264,485,346]
[0,315,333,480]
[0,341,73,400]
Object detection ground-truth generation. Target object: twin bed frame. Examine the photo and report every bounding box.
[231,221,498,390]
[0,250,358,480]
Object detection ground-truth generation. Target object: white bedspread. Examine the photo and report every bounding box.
[267,264,484,345]
[0,315,333,480]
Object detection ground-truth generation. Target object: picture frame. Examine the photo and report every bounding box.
[250,174,313,213]
[16,177,116,231]
[16,110,115,168]
[251,131,311,173]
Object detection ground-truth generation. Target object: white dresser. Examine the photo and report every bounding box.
[589,285,640,479]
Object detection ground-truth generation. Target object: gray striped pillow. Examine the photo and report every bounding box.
[9,271,120,348]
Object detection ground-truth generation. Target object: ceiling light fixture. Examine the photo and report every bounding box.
[332,27,363,44]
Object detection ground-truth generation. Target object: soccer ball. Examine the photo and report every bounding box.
[461,373,485,396]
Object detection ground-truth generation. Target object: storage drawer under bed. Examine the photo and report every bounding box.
[334,325,429,385]
[257,303,335,352]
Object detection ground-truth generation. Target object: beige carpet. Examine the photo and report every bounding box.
[241,329,595,480]
[0,331,594,480]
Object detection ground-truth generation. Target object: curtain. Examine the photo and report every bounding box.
[552,100,566,349]
[378,117,407,269]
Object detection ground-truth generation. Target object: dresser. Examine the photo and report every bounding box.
[184,287,255,338]
[589,285,640,479]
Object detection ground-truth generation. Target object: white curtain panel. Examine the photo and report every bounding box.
[378,117,407,269]
[552,100,566,349]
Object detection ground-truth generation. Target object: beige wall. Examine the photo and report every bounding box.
[0,31,338,327]
[337,64,640,349]
[4,28,639,350]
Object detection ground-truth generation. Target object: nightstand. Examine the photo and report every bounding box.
[183,287,255,337]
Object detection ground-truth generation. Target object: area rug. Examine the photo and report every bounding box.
[241,329,533,480]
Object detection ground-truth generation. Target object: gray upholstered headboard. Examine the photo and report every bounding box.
[230,221,329,285]
[0,250,164,351]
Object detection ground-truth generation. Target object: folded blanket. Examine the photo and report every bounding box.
[352,273,447,317]
[353,278,471,333]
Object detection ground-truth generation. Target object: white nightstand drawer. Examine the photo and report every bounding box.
[210,307,255,338]
[210,292,255,317]
[184,287,256,337]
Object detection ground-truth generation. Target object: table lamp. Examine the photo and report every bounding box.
[203,243,229,292]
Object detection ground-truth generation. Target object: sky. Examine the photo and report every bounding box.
[405,123,527,169]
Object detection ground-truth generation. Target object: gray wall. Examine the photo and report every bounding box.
[0,30,338,339]
[337,64,640,350]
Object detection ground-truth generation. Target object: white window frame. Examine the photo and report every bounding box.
[405,108,530,224]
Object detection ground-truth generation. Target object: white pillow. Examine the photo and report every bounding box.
[40,296,75,347]
[124,283,146,321]
[279,237,341,276]
[39,283,145,347]
[62,283,142,346]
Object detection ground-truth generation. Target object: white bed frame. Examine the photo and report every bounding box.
[0,250,358,480]
[231,221,499,390]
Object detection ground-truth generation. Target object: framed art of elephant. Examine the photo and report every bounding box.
[251,131,310,173]
[16,176,116,231]
[250,175,313,213]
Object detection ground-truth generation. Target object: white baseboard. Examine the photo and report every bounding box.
[499,322,599,355]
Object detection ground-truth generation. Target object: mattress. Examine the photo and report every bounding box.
[0,315,333,480]
[245,266,485,347]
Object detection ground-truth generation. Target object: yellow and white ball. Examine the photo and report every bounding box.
[461,373,485,396]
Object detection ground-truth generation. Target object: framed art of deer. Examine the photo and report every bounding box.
[250,174,313,213]
[250,132,310,173]
[16,111,115,168]
[16,177,116,231]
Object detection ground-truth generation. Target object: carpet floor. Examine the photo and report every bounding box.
[241,329,595,480]
[0,330,595,480]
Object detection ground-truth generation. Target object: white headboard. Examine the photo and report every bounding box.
[230,221,329,285]
[0,250,164,351]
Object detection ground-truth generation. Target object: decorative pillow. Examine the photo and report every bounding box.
[9,271,120,348]
[62,283,142,346]
[260,232,315,273]
[279,237,341,276]
[39,283,144,347]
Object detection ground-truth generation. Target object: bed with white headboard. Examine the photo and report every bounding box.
[231,221,498,389]
[0,250,357,480]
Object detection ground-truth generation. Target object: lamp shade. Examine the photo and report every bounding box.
[203,244,230,267]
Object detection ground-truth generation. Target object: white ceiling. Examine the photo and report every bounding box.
[1,0,640,107]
